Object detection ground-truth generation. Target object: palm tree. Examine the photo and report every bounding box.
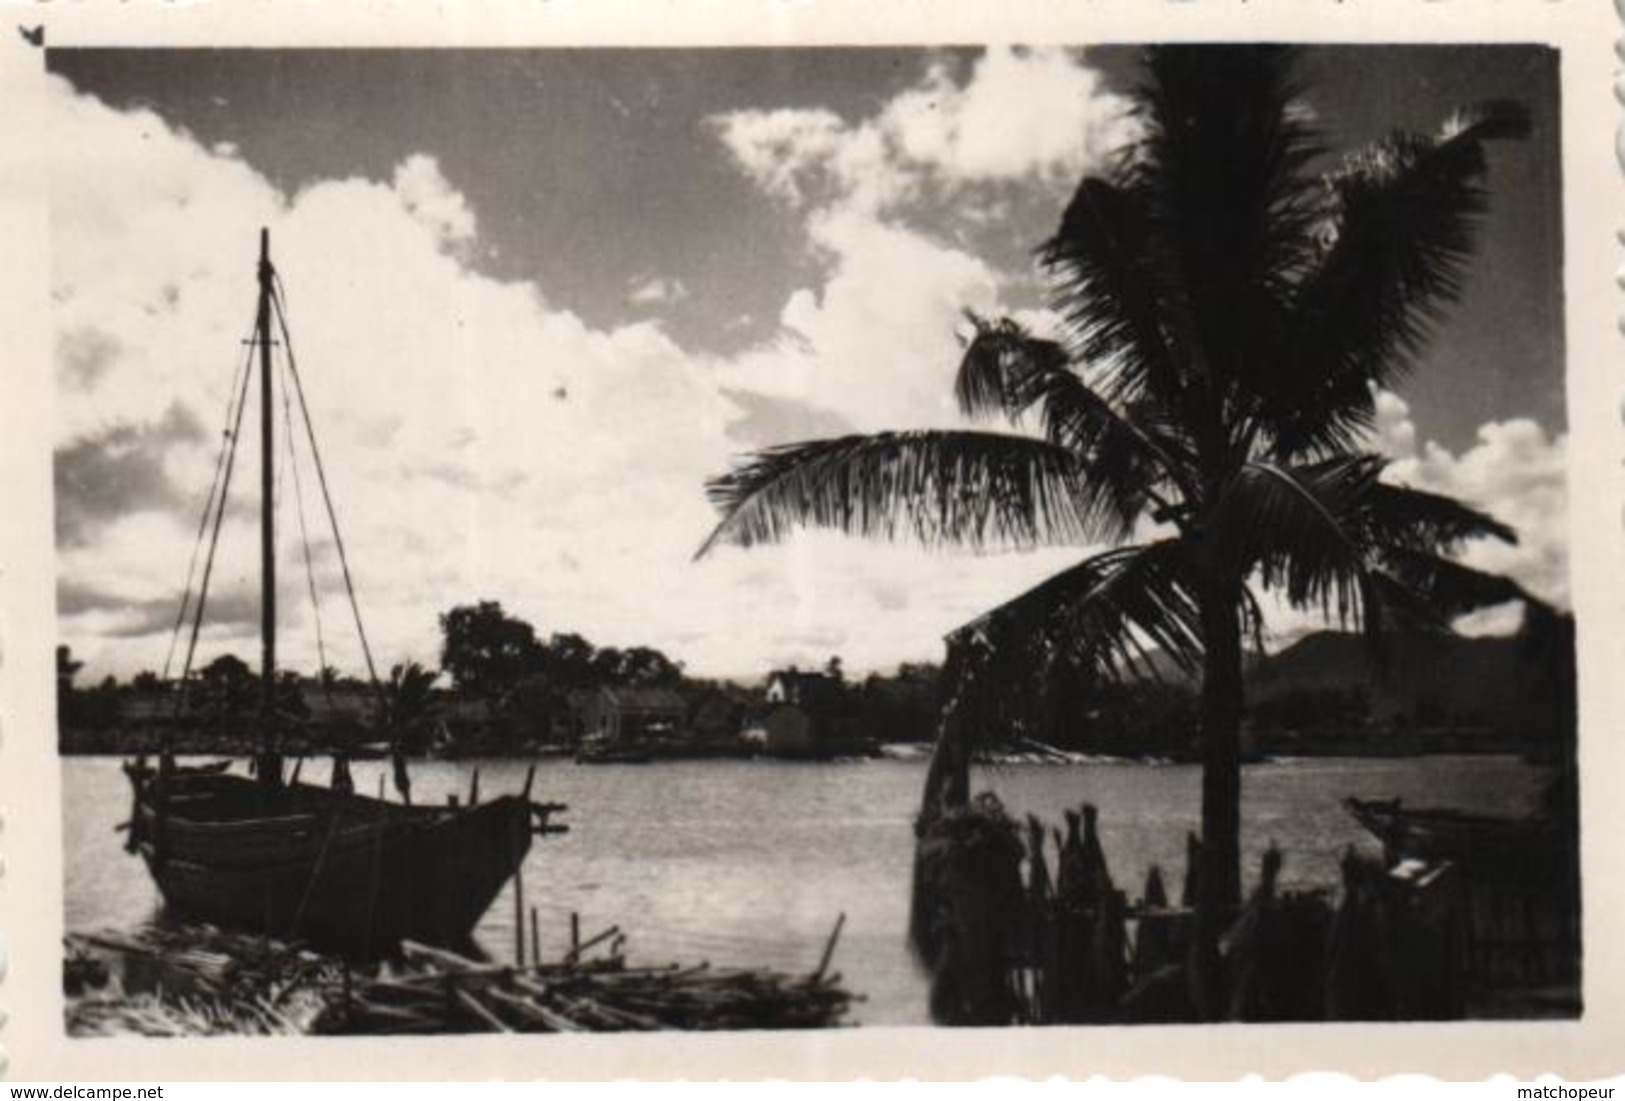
[698,45,1531,1008]
[383,660,439,752]
[381,660,439,804]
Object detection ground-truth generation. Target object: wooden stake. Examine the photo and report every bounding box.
[813,912,846,982]
[529,906,540,970]
[570,911,580,960]
[570,924,621,960]
[513,862,526,968]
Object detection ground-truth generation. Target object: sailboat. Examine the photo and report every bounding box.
[122,230,563,958]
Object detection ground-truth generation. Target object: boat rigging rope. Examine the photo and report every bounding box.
[280,350,335,703]
[162,324,257,684]
[269,274,383,697]
[175,318,259,710]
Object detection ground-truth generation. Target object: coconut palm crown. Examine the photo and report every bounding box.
[698,46,1532,969]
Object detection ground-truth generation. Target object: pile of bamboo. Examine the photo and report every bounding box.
[314,922,855,1034]
[64,926,341,1036]
[65,916,857,1036]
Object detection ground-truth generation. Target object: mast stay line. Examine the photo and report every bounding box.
[269,273,384,700]
[174,328,257,716]
[281,346,333,698]
[163,328,255,686]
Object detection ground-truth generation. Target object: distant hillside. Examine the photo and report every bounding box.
[1248,629,1554,731]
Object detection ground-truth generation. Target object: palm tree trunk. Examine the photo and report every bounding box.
[919,633,978,828]
[1194,579,1245,1014]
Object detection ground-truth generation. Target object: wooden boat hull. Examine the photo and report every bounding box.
[129,768,533,958]
[1344,797,1568,886]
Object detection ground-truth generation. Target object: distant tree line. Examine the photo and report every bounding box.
[57,607,1573,761]
[437,600,683,702]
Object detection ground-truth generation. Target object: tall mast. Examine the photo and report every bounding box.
[256,229,277,743]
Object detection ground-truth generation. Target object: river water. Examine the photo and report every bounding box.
[63,754,1549,1026]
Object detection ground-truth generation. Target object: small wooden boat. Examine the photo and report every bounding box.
[125,231,565,957]
[574,738,652,765]
[1344,796,1567,886]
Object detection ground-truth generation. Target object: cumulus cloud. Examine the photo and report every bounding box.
[704,49,1135,437]
[709,47,1137,217]
[1375,390,1569,608]
[718,208,1003,433]
[885,47,1137,185]
[49,72,1081,680]
[391,153,477,249]
[708,107,853,207]
[719,387,853,448]
[54,402,205,547]
[627,275,688,306]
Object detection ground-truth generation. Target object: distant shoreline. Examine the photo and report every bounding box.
[55,744,1548,766]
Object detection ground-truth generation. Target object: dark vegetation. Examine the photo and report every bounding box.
[59,610,1571,761]
[913,796,1577,1025]
[56,602,942,759]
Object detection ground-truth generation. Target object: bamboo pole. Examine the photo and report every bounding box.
[568,924,621,962]
[813,912,846,983]
[400,939,481,972]
[454,987,511,1032]
[484,986,567,1030]
[513,862,526,967]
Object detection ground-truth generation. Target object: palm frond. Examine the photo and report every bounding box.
[1039,177,1187,412]
[696,431,1123,558]
[954,314,1198,517]
[953,313,1072,421]
[1238,581,1268,662]
[1137,45,1326,397]
[950,539,1205,694]
[1207,458,1376,624]
[1209,454,1521,633]
[1439,99,1535,146]
[1374,546,1531,619]
[1361,480,1516,552]
[1267,99,1531,458]
[1205,450,1530,656]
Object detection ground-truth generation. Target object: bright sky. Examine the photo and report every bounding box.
[49,45,1569,682]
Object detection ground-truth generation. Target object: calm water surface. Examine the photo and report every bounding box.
[63,754,1548,1025]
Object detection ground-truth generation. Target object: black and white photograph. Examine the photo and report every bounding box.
[10,6,1615,1077]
